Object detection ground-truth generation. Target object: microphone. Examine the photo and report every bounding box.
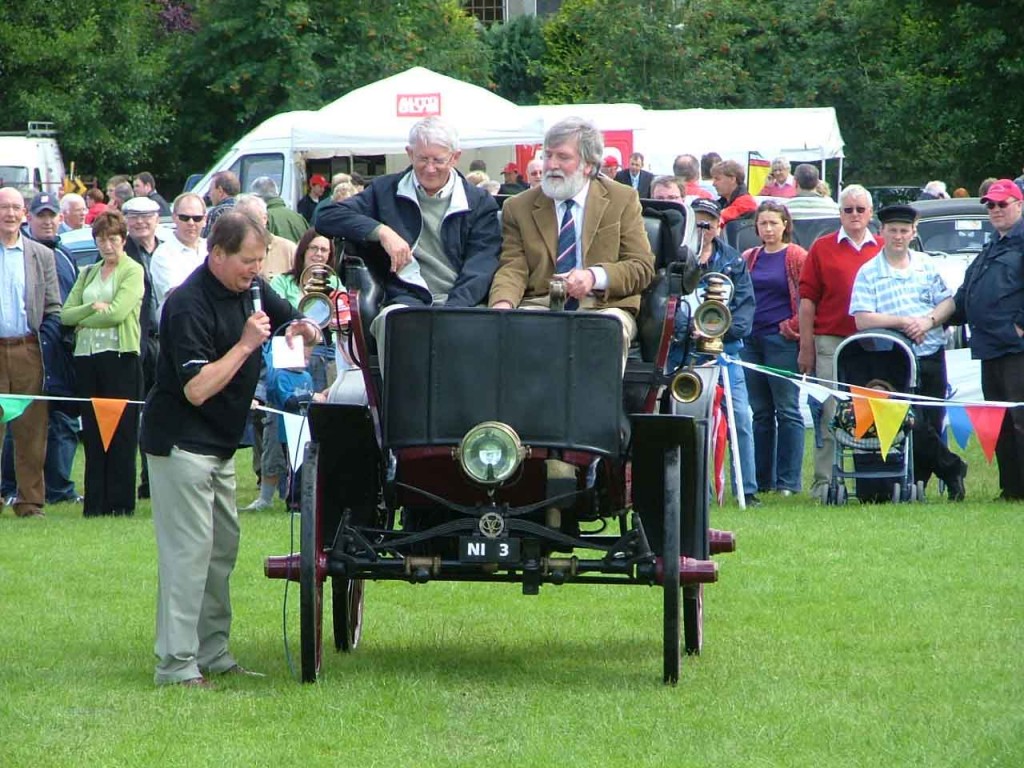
[250,280,262,314]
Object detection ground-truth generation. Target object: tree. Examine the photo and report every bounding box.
[167,0,490,184]
[484,14,546,106]
[0,1,175,183]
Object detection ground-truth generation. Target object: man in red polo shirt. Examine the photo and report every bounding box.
[798,184,883,502]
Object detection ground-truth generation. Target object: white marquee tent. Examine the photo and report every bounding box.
[291,67,547,154]
[637,107,845,177]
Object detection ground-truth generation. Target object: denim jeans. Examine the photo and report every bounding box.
[741,334,805,492]
[1,405,80,503]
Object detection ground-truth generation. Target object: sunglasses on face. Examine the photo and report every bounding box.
[842,206,867,214]
[176,214,204,223]
[985,200,1017,210]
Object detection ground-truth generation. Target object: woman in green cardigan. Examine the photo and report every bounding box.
[61,210,144,517]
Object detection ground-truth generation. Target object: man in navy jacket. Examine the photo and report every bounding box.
[950,179,1024,500]
[316,117,501,349]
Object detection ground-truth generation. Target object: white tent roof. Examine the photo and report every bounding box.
[518,103,649,132]
[638,107,844,168]
[292,67,546,154]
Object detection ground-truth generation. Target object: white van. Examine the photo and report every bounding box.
[0,122,66,195]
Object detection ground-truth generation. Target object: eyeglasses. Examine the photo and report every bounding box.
[842,206,868,214]
[306,245,331,254]
[412,154,453,169]
[985,200,1018,210]
[176,214,205,223]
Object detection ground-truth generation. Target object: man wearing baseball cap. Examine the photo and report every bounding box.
[498,162,526,195]
[950,179,1024,500]
[297,173,328,223]
[688,197,759,507]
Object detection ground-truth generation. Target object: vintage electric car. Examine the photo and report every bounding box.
[264,205,737,684]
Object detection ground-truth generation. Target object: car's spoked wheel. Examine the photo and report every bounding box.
[332,577,365,652]
[682,584,704,655]
[300,444,324,683]
[663,445,682,685]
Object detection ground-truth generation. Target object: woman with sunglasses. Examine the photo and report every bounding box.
[150,192,208,320]
[740,201,807,496]
[60,210,144,516]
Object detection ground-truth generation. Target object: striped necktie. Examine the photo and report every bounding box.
[555,200,578,310]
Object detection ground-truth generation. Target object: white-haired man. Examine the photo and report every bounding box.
[798,184,884,502]
[316,116,501,348]
[59,193,87,232]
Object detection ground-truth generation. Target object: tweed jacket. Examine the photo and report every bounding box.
[19,238,62,332]
[489,176,655,315]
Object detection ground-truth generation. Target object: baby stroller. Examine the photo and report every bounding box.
[826,330,922,505]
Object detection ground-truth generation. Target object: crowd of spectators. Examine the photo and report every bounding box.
[3,143,1020,518]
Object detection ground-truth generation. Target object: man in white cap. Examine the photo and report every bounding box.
[123,195,164,499]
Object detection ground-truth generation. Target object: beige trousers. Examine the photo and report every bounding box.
[151,447,240,684]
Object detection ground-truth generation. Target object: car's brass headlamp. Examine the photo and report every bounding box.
[455,421,527,486]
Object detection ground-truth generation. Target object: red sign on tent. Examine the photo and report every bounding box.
[396,93,442,118]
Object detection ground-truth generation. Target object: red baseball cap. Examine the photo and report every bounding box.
[502,162,518,174]
[309,174,328,187]
[981,179,1023,203]
[603,155,619,166]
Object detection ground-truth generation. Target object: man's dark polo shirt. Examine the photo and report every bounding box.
[141,263,299,459]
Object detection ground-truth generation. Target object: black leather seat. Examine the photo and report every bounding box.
[723,214,759,253]
[340,256,383,356]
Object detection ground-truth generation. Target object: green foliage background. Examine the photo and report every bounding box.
[1,0,1022,191]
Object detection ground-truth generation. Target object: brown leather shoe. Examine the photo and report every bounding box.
[14,505,45,518]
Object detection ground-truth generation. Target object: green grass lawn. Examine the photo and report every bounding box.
[1,441,1022,767]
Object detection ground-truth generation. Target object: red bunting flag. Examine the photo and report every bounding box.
[712,384,727,505]
[965,405,1006,463]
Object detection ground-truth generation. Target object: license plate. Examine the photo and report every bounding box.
[459,537,520,563]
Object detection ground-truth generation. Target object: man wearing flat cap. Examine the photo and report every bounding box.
[123,195,164,499]
[949,179,1024,500]
[850,203,968,500]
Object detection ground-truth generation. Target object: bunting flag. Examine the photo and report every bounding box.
[801,378,835,405]
[869,398,911,457]
[946,405,975,451]
[91,398,129,451]
[850,385,886,439]
[0,396,31,423]
[282,412,310,472]
[965,405,1006,463]
[711,384,727,505]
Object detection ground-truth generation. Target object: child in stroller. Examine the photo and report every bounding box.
[827,332,922,504]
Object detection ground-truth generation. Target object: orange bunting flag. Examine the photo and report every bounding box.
[868,397,910,457]
[91,398,129,452]
[965,405,1006,463]
[849,385,887,439]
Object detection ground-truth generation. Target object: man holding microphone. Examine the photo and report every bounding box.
[142,211,318,687]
